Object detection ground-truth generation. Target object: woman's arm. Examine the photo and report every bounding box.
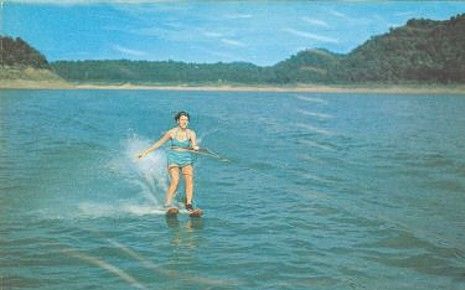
[137,131,172,159]
[189,130,199,151]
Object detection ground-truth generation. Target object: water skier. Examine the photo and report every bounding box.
[138,111,201,215]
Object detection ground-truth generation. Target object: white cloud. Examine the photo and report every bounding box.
[134,26,168,37]
[224,13,253,19]
[203,31,224,38]
[10,0,177,7]
[132,25,197,42]
[283,28,338,44]
[112,45,147,57]
[301,17,329,28]
[10,0,173,5]
[133,25,224,43]
[221,38,246,47]
[394,11,415,17]
[329,10,348,18]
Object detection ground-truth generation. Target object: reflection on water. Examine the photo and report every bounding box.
[167,215,204,252]
[166,215,180,228]
[165,215,205,230]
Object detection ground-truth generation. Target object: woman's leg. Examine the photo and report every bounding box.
[181,165,194,206]
[165,166,180,207]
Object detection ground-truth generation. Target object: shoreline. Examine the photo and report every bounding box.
[1,80,465,95]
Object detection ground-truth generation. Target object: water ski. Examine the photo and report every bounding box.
[166,207,179,217]
[189,208,203,218]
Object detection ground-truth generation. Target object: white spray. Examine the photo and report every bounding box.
[80,134,170,217]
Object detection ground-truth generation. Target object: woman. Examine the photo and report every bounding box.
[138,111,199,212]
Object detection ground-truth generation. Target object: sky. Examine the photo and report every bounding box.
[2,1,465,66]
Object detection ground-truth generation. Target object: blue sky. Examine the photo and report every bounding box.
[2,1,465,66]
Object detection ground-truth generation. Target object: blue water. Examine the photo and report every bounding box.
[1,89,465,289]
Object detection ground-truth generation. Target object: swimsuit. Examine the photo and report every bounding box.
[166,129,194,168]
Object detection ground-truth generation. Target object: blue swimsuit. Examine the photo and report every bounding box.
[166,129,194,168]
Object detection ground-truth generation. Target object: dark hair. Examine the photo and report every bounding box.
[175,111,190,122]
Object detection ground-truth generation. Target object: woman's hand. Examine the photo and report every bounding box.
[137,131,171,160]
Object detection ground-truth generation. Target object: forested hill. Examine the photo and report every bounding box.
[0,36,50,69]
[273,13,465,84]
[4,13,465,85]
[335,13,465,83]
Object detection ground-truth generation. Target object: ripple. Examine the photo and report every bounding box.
[294,94,328,104]
[295,122,333,135]
[298,139,336,151]
[296,108,334,120]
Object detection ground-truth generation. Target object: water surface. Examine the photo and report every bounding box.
[1,89,465,289]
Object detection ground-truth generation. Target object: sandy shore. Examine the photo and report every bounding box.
[1,80,465,95]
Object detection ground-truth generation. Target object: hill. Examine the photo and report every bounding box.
[2,13,465,86]
[0,36,67,85]
[337,14,465,83]
[281,13,465,84]
[270,48,343,84]
[0,36,50,69]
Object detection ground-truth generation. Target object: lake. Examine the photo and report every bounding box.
[1,89,465,289]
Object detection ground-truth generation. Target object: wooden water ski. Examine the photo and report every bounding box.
[166,207,179,216]
[188,208,203,217]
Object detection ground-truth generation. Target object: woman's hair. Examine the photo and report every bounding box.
[174,111,190,122]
